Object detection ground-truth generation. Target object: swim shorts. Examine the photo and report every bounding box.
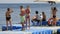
[20,16,25,23]
[53,15,56,18]
[6,17,11,21]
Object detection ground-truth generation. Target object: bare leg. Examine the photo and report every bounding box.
[21,22,25,30]
[51,21,53,26]
[6,20,8,30]
[52,22,56,26]
[28,18,30,29]
[53,22,56,26]
[9,20,12,31]
[26,18,27,29]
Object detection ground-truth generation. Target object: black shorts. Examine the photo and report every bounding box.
[6,17,11,21]
[42,19,46,21]
[53,15,56,18]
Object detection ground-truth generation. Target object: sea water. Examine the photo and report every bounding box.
[0,3,60,29]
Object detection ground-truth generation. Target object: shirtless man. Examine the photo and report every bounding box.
[25,6,31,29]
[20,6,26,30]
[51,7,57,18]
[5,8,13,30]
[42,12,46,21]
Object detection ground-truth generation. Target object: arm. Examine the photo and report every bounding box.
[32,16,36,19]
[10,9,13,13]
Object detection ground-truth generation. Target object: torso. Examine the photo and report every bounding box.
[42,15,46,21]
[20,9,25,16]
[36,14,40,20]
[25,9,30,14]
[6,11,11,17]
[25,8,30,18]
[52,10,57,16]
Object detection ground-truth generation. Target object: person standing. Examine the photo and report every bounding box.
[25,6,31,29]
[5,8,13,30]
[52,7,57,17]
[20,6,26,30]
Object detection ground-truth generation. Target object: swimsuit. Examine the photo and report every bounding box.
[25,9,30,14]
[26,14,30,18]
[6,15,11,21]
[52,14,56,18]
[25,9,30,18]
[20,16,25,23]
[20,9,26,23]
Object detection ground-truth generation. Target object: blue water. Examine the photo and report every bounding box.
[0,3,60,28]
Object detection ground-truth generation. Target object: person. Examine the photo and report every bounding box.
[48,16,57,26]
[42,12,46,21]
[20,6,26,30]
[25,6,31,29]
[51,7,57,18]
[39,13,43,26]
[5,8,13,30]
[31,11,40,25]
